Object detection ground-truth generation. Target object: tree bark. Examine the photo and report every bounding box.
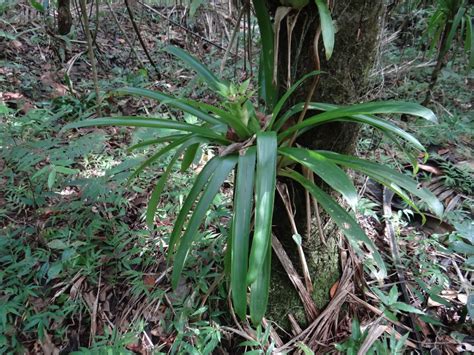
[57,0,73,35]
[267,0,384,329]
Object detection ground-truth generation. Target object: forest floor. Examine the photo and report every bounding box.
[1,2,473,354]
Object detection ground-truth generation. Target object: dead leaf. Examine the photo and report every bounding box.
[39,331,60,355]
[418,164,443,175]
[330,280,339,299]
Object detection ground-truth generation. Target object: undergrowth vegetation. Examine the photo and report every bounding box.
[0,0,473,353]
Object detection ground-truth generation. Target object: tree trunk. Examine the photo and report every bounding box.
[267,0,384,329]
[57,0,73,35]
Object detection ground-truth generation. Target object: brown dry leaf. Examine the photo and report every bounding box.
[418,164,443,175]
[39,331,59,355]
[70,276,85,299]
[330,280,339,299]
[438,148,450,155]
[143,275,156,290]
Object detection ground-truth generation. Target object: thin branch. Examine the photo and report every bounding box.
[79,0,101,116]
[124,0,160,77]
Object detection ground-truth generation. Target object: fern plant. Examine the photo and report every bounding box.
[65,2,443,325]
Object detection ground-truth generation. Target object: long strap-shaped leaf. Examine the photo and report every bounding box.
[278,101,437,142]
[128,134,187,152]
[279,147,358,209]
[165,45,229,95]
[247,132,277,285]
[181,99,252,138]
[281,169,387,279]
[168,156,221,255]
[115,87,221,126]
[316,151,444,218]
[171,156,238,288]
[231,149,256,319]
[146,149,184,228]
[274,102,426,151]
[269,70,323,129]
[63,117,230,144]
[116,87,250,138]
[129,135,195,181]
[249,238,271,325]
[252,0,277,110]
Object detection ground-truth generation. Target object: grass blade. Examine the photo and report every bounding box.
[171,156,237,288]
[231,149,256,319]
[279,147,358,209]
[281,169,387,279]
[315,0,335,60]
[247,132,277,285]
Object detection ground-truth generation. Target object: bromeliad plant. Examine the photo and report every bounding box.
[65,0,442,327]
[64,45,443,324]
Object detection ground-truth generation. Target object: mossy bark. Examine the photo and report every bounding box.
[267,0,384,329]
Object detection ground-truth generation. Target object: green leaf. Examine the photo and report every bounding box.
[247,132,277,285]
[231,149,256,319]
[47,168,57,190]
[278,101,437,142]
[129,135,194,181]
[316,151,444,218]
[281,169,387,279]
[29,0,44,12]
[168,156,221,255]
[146,150,183,228]
[180,143,200,172]
[47,240,68,250]
[279,147,358,209]
[296,342,315,355]
[275,102,427,151]
[391,302,425,315]
[249,238,271,325]
[115,87,222,126]
[128,134,187,151]
[165,46,228,94]
[181,98,251,138]
[63,117,230,144]
[171,156,237,288]
[270,70,322,129]
[315,0,335,60]
[54,166,79,175]
[253,0,277,110]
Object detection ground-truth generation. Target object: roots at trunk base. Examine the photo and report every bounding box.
[268,220,340,329]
